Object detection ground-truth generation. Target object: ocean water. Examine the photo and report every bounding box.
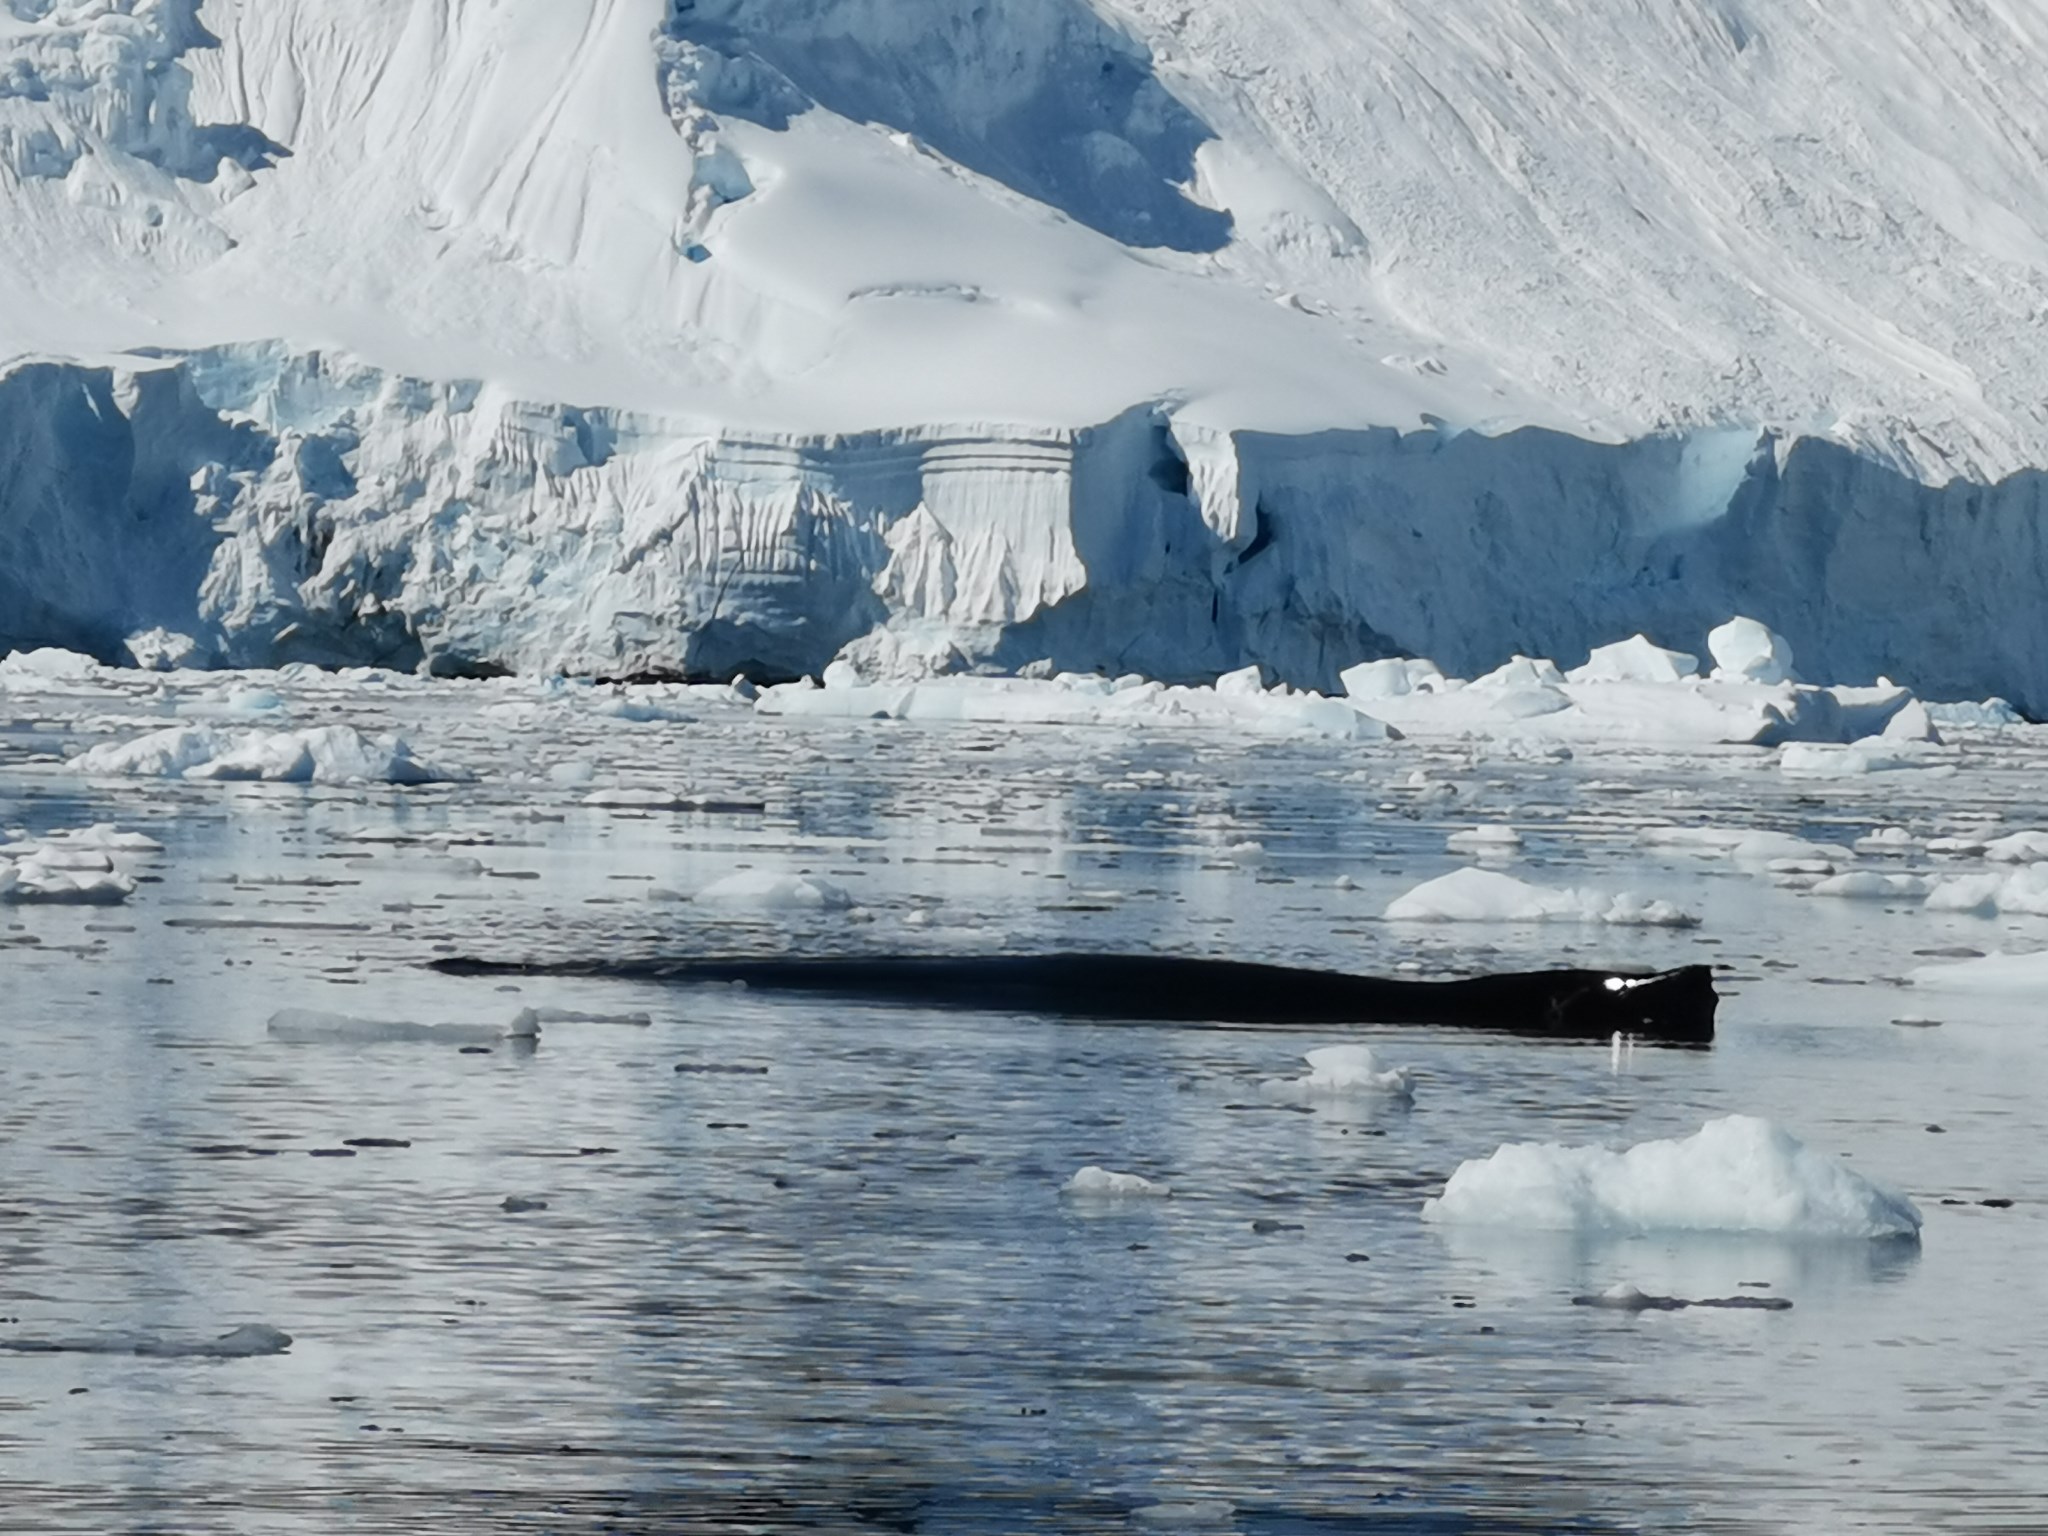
[2,674,2044,1533]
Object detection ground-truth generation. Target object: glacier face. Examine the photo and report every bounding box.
[6,0,2048,707]
[8,344,2048,713]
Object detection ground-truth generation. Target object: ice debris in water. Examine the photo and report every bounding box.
[1064,1166,1171,1198]
[69,725,460,785]
[1421,1115,1922,1239]
[693,871,854,910]
[1446,824,1522,855]
[0,822,158,905]
[267,1008,540,1044]
[1260,1045,1414,1103]
[1384,867,1696,927]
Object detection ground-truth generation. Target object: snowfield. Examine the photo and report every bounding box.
[7,2,2048,707]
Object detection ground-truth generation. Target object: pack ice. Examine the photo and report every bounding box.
[8,3,2048,709]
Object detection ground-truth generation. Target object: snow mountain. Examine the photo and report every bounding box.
[6,0,2048,708]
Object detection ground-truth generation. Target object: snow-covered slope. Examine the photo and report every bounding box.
[7,1,2048,706]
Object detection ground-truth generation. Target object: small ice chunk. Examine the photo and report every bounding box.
[1707,617,1796,685]
[1339,657,1446,700]
[1468,655,1565,689]
[693,871,854,910]
[123,627,204,672]
[1808,872,1931,900]
[1064,1166,1171,1198]
[0,859,136,905]
[1421,1115,1921,1238]
[1567,634,1699,684]
[1446,825,1523,854]
[1260,1044,1414,1102]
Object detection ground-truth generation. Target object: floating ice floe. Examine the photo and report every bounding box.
[1064,1166,1171,1198]
[69,725,461,785]
[267,1008,540,1044]
[1984,831,2048,863]
[1807,872,1931,901]
[1921,868,2048,916]
[1383,867,1696,927]
[1908,950,2048,992]
[1446,825,1523,855]
[0,822,158,905]
[0,858,136,905]
[1778,736,1950,776]
[1637,826,1850,865]
[692,871,855,910]
[1259,1045,1414,1103]
[756,671,1397,742]
[1421,1115,1921,1238]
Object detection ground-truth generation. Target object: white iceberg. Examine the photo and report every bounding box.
[1383,867,1696,927]
[1421,1116,1921,1239]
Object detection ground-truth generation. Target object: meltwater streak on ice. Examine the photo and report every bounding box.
[2,672,2048,1529]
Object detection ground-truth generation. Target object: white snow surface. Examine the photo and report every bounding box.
[12,5,2048,705]
[1383,868,1697,928]
[1421,1115,1922,1239]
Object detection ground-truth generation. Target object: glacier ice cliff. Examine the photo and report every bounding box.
[6,344,2048,715]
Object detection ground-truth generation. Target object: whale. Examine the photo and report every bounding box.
[431,954,1718,1045]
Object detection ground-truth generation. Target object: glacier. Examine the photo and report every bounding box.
[7,1,2048,710]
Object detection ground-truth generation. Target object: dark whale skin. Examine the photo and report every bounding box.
[431,954,1717,1045]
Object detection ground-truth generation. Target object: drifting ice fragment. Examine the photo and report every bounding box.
[1384,867,1696,927]
[1260,1044,1414,1102]
[1421,1115,1921,1238]
[1064,1166,1171,1198]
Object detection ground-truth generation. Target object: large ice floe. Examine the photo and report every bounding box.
[67,725,461,785]
[1383,868,1697,928]
[13,3,2048,708]
[1421,1116,1922,1240]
